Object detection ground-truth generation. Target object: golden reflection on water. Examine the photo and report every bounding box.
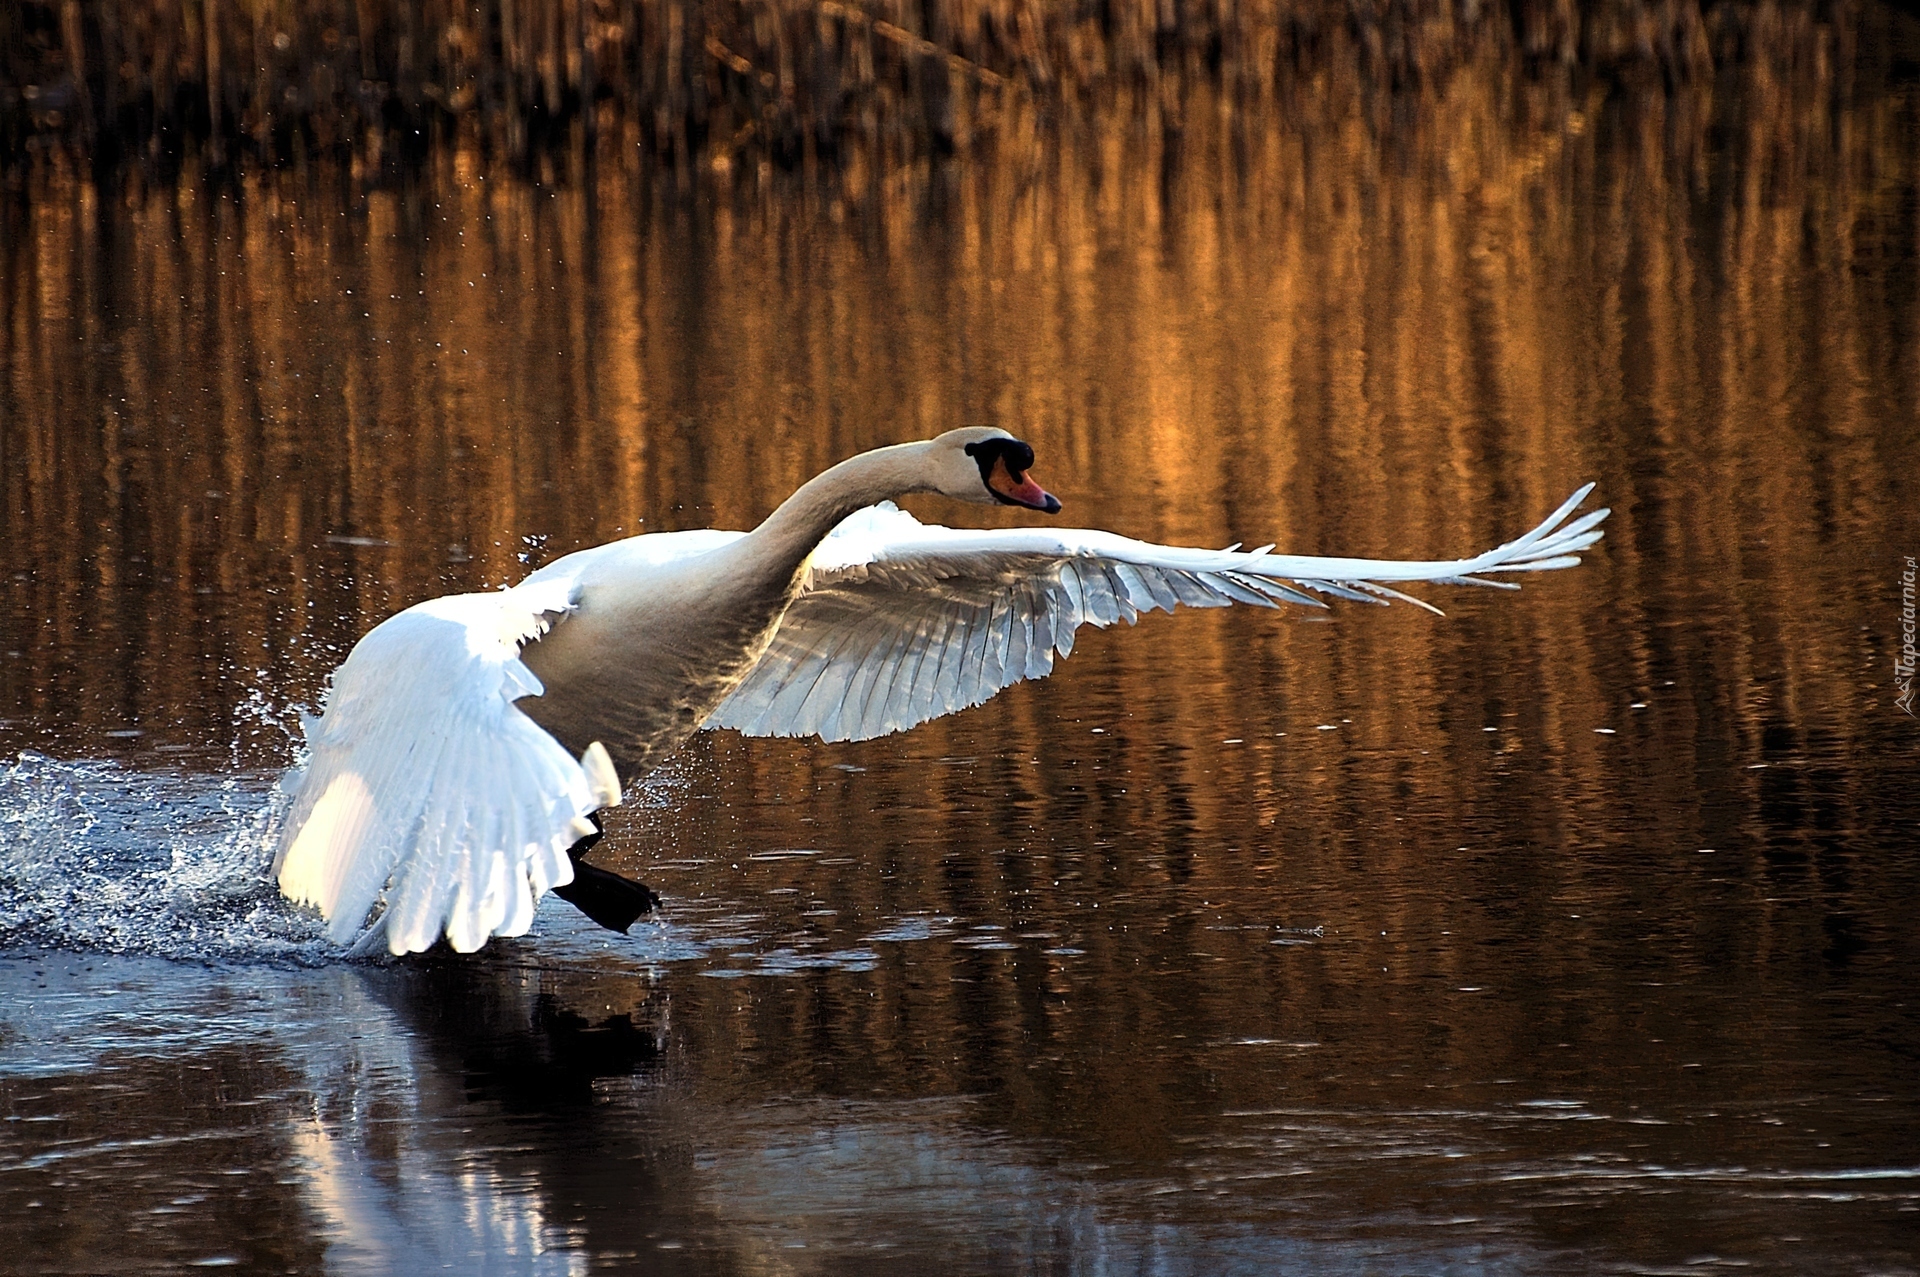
[2,39,1918,1271]
[4,55,1913,801]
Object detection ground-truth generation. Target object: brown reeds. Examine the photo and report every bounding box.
[1,0,1888,179]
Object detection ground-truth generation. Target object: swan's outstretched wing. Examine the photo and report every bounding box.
[274,579,620,955]
[706,487,1608,743]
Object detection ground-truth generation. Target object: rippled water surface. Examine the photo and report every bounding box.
[5,33,1920,1275]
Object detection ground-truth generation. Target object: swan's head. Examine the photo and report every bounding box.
[927,427,1063,514]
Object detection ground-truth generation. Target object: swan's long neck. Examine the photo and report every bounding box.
[517,439,939,782]
[728,440,934,588]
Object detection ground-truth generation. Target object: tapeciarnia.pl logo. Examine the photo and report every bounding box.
[1899,556,1918,718]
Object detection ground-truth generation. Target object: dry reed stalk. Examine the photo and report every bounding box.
[0,0,1889,179]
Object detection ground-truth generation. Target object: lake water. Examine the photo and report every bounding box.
[3,42,1919,1276]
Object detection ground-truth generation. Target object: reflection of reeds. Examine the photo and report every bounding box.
[1,0,1893,176]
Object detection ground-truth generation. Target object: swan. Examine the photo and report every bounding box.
[273,428,1607,956]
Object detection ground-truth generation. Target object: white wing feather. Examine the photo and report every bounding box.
[274,579,603,955]
[706,487,1607,743]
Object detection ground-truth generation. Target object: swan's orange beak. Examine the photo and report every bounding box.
[988,456,1063,513]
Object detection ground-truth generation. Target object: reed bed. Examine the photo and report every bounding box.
[1,0,1884,179]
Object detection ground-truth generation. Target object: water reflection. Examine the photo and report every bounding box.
[7,939,1914,1274]
[1,952,680,1275]
[3,23,1919,1277]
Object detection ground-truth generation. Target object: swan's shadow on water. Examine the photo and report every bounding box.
[295,950,759,1275]
[340,954,1547,1277]
[356,950,670,1110]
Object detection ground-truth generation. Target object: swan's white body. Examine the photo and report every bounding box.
[274,429,1607,955]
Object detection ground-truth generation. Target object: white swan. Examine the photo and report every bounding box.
[274,428,1607,955]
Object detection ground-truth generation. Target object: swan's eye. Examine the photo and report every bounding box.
[966,437,1033,486]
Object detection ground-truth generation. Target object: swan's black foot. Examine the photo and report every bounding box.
[550,813,660,934]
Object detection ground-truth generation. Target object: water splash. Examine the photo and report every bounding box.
[0,752,329,962]
[0,748,893,973]
[230,677,311,770]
